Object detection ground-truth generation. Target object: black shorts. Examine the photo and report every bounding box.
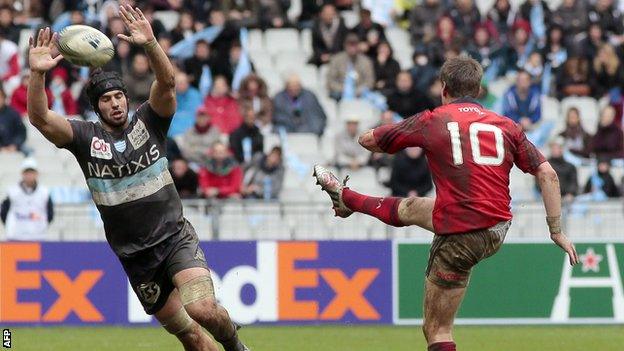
[119,219,208,315]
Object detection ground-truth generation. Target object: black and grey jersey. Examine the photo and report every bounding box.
[62,102,184,257]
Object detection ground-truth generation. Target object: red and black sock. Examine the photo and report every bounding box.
[427,341,457,351]
[341,188,406,227]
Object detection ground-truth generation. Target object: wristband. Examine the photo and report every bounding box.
[143,39,158,51]
[546,216,561,234]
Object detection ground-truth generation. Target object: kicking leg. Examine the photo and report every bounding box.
[313,165,434,231]
[174,267,249,351]
[154,289,218,351]
[422,279,464,351]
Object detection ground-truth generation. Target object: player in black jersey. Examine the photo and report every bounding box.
[26,5,249,351]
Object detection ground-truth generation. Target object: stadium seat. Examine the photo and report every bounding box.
[264,28,300,54]
[338,99,379,129]
[561,97,599,134]
[255,67,284,96]
[153,11,180,31]
[285,133,319,156]
[274,51,310,74]
[386,27,411,52]
[394,50,413,70]
[341,10,360,28]
[249,50,273,71]
[247,29,264,52]
[300,28,312,55]
[294,64,319,91]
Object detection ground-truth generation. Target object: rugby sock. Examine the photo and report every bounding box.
[428,341,457,351]
[342,188,405,227]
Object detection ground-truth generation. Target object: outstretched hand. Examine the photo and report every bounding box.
[551,232,580,266]
[117,4,155,46]
[29,27,63,73]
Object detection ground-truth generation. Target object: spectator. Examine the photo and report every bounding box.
[545,138,578,202]
[309,3,348,66]
[221,0,260,28]
[552,0,588,44]
[1,158,53,241]
[103,39,133,76]
[273,73,327,135]
[387,71,434,118]
[487,0,515,43]
[326,33,375,101]
[466,23,503,78]
[580,23,606,62]
[209,9,242,64]
[351,8,386,58]
[238,74,273,132]
[203,75,243,134]
[446,0,481,39]
[523,51,544,85]
[387,147,433,197]
[183,40,214,89]
[169,73,203,138]
[167,137,183,160]
[556,56,595,100]
[241,146,285,199]
[587,0,623,43]
[427,77,443,107]
[198,141,242,199]
[176,105,223,165]
[477,81,498,110]
[229,105,264,164]
[502,70,541,131]
[10,71,53,117]
[373,41,401,95]
[518,0,553,31]
[559,107,592,158]
[409,0,446,46]
[48,67,78,116]
[427,16,464,68]
[258,0,290,29]
[170,10,196,44]
[0,29,21,96]
[170,157,199,199]
[583,158,621,198]
[212,41,247,86]
[125,53,154,111]
[500,19,533,74]
[592,44,624,98]
[0,5,26,44]
[0,84,25,153]
[409,48,438,94]
[362,0,398,27]
[335,115,369,170]
[591,106,624,160]
[298,0,323,29]
[541,25,568,83]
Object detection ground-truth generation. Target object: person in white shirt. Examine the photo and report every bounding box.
[1,158,54,241]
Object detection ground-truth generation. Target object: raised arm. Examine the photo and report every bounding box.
[534,162,579,266]
[27,27,73,147]
[118,4,176,117]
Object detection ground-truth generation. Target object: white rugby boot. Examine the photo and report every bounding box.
[312,165,353,218]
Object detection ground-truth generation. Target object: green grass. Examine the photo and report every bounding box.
[8,325,624,350]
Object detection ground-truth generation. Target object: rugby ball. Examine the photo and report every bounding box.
[57,25,114,67]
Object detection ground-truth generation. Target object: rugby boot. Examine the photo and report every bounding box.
[312,165,353,218]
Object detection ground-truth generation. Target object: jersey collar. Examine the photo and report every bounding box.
[448,97,483,107]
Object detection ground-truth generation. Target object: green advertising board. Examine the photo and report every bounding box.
[393,240,624,325]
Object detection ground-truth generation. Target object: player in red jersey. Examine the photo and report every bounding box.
[313,56,579,351]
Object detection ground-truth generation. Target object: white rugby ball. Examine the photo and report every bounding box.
[57,25,114,67]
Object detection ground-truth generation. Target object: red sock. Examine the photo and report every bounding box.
[341,188,405,227]
[428,342,457,351]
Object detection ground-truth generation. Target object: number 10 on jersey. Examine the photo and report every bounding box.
[447,122,505,166]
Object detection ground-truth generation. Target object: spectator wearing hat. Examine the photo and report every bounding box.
[335,115,369,170]
[273,73,327,136]
[176,105,223,165]
[0,84,25,153]
[327,33,375,101]
[1,158,54,241]
[309,3,349,66]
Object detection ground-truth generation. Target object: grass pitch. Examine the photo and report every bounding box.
[9,325,624,350]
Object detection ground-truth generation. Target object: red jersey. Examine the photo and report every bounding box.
[374,99,546,235]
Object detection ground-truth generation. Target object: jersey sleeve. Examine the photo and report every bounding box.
[138,101,173,140]
[60,119,94,155]
[373,112,431,154]
[511,123,547,174]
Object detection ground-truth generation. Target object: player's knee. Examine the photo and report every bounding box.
[161,307,194,336]
[185,297,220,326]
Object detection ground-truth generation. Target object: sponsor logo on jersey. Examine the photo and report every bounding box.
[90,137,112,160]
[458,106,486,115]
[127,120,150,150]
[137,282,160,305]
[87,144,161,179]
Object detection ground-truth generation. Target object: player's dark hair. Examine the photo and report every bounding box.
[439,55,483,99]
[86,69,128,115]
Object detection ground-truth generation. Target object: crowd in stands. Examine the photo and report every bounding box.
[1,0,624,203]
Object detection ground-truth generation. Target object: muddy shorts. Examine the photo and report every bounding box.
[119,220,208,314]
[425,220,511,288]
